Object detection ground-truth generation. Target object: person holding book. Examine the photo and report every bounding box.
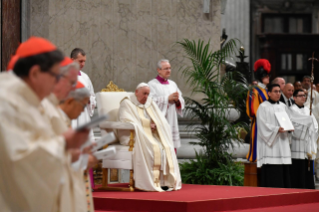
[256,84,292,188]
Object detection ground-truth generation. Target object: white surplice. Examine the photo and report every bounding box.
[0,72,65,212]
[256,101,292,168]
[118,94,182,191]
[148,79,185,148]
[71,71,96,171]
[72,70,96,143]
[307,88,319,107]
[289,104,318,160]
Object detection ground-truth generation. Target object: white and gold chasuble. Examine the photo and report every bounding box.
[118,94,182,191]
[0,72,65,212]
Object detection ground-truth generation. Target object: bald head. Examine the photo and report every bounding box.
[283,83,294,99]
[272,77,285,91]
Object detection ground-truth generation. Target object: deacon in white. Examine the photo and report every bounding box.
[256,84,292,188]
[118,83,182,192]
[0,43,89,212]
[41,57,79,212]
[289,89,318,189]
[148,59,185,149]
[71,48,96,144]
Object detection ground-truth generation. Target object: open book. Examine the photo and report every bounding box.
[76,114,108,131]
[93,146,116,160]
[275,111,294,131]
[91,133,116,152]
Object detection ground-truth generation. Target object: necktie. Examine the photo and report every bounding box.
[288,100,291,107]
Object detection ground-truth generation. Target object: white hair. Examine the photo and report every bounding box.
[157,59,170,69]
[67,87,90,101]
[60,62,80,75]
[136,82,149,91]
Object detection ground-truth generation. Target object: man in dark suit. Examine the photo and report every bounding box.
[279,83,294,107]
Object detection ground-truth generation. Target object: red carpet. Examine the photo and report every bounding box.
[93,184,319,212]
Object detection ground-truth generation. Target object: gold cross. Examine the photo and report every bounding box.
[308,52,318,83]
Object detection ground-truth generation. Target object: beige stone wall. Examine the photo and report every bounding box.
[30,0,221,98]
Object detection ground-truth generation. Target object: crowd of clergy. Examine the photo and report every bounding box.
[247,59,319,189]
[0,36,184,212]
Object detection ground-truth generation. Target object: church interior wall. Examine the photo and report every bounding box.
[28,0,221,99]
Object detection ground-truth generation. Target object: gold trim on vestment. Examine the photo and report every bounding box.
[137,107,162,189]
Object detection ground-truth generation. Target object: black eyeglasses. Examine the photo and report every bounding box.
[61,75,77,87]
[47,70,63,82]
[161,67,171,71]
[296,95,306,98]
[77,100,87,109]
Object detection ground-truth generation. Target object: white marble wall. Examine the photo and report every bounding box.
[30,0,221,98]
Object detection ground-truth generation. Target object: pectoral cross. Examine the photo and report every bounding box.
[308,52,317,116]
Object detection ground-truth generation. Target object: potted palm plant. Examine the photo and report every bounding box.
[178,39,249,186]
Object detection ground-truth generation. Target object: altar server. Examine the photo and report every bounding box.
[71,48,96,188]
[0,37,89,212]
[246,59,271,162]
[290,89,318,189]
[303,75,319,107]
[148,59,185,149]
[118,83,182,191]
[257,84,292,188]
[71,48,96,143]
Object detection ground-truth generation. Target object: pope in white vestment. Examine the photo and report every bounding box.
[118,83,182,191]
[148,59,185,149]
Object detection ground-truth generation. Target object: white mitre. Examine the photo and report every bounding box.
[136,82,149,90]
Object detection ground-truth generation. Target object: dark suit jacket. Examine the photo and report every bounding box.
[279,94,294,106]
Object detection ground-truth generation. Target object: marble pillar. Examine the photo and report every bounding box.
[1,0,20,71]
[30,0,221,98]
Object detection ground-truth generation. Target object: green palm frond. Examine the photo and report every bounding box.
[177,38,247,186]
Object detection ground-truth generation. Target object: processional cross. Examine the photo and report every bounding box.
[307,52,317,171]
[308,52,317,116]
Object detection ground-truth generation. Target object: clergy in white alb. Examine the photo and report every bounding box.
[71,48,97,189]
[289,89,318,189]
[256,84,292,188]
[148,59,185,149]
[59,81,98,212]
[117,83,182,191]
[303,76,319,107]
[41,57,83,212]
[0,37,89,212]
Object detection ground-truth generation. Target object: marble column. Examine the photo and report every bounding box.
[1,0,20,71]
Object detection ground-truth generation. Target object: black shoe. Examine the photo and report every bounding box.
[161,186,169,191]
